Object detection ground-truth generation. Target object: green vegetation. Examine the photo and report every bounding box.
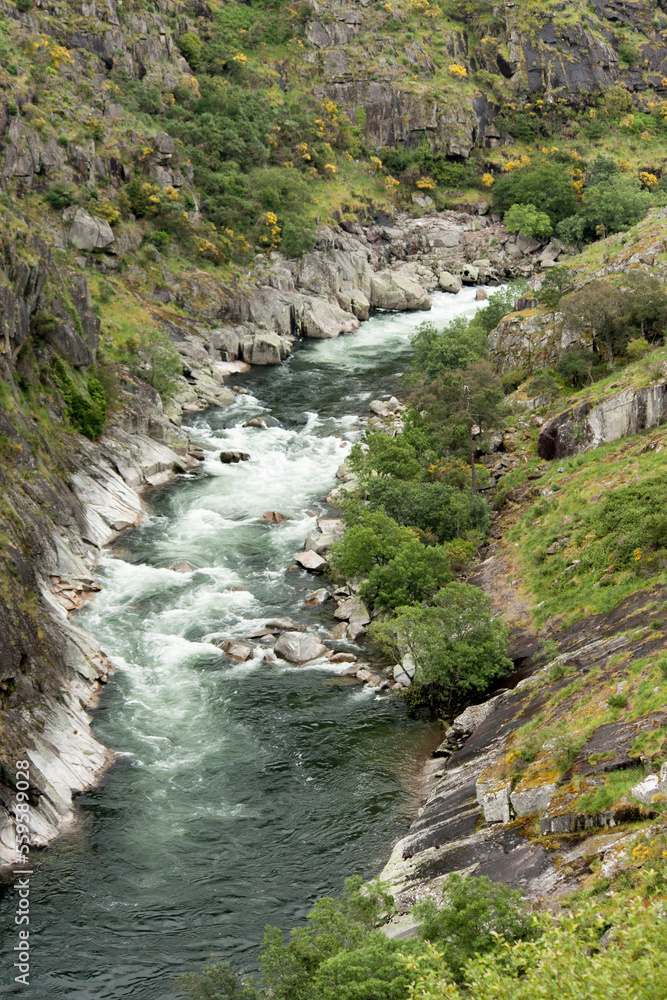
[371,583,512,714]
[179,845,667,1000]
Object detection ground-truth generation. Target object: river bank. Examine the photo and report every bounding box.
[0,283,493,999]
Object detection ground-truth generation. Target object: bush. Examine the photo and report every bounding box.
[415,874,534,983]
[410,317,488,381]
[625,337,651,361]
[178,961,258,1000]
[371,582,512,714]
[54,362,108,440]
[492,161,578,224]
[44,182,75,210]
[30,312,56,344]
[525,372,558,400]
[556,347,607,388]
[504,203,553,240]
[177,31,203,69]
[602,85,633,117]
[579,176,652,239]
[151,230,171,251]
[15,0,32,10]
[365,479,490,543]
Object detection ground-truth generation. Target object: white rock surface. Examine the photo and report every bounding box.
[274,632,329,664]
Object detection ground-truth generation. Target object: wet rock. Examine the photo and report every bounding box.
[329,651,357,663]
[220,640,254,662]
[262,511,291,523]
[303,529,336,555]
[301,297,360,339]
[303,587,332,606]
[438,271,462,294]
[265,617,298,632]
[334,596,370,625]
[170,561,197,573]
[274,631,328,664]
[347,622,367,641]
[295,550,327,572]
[330,622,348,640]
[244,417,269,429]
[475,287,488,301]
[220,451,250,463]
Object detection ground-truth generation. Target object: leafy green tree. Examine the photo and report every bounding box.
[365,480,490,543]
[362,539,453,610]
[556,347,607,387]
[625,337,651,361]
[348,430,425,481]
[579,176,651,239]
[328,508,417,583]
[414,874,534,983]
[178,961,258,1000]
[525,372,558,400]
[370,582,512,715]
[410,361,506,493]
[536,266,574,314]
[504,203,552,240]
[260,878,395,1000]
[492,161,578,224]
[312,937,425,1000]
[410,317,487,382]
[621,272,667,339]
[560,280,625,360]
[177,31,203,69]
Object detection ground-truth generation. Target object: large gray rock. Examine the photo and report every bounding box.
[438,271,462,294]
[630,763,667,805]
[274,631,328,663]
[538,384,667,460]
[334,596,370,625]
[301,297,359,339]
[295,549,327,572]
[476,778,512,823]
[370,271,431,311]
[247,331,285,365]
[510,782,558,818]
[67,208,115,252]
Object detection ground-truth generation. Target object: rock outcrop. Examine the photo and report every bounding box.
[537,383,667,460]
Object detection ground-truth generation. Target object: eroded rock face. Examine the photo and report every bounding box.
[537,384,667,460]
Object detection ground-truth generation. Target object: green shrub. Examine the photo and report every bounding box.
[492,161,578,224]
[371,582,512,714]
[415,874,534,983]
[30,312,56,344]
[150,230,171,251]
[15,0,32,11]
[365,479,490,542]
[44,182,75,210]
[177,31,203,69]
[178,960,258,1000]
[556,347,607,387]
[504,203,553,240]
[625,337,651,361]
[525,372,558,399]
[410,316,488,382]
[608,693,628,709]
[579,177,652,239]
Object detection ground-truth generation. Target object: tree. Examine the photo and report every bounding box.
[536,266,574,314]
[504,203,553,240]
[411,361,506,493]
[370,582,512,715]
[365,480,490,543]
[178,961,258,1000]
[580,176,651,238]
[560,280,625,360]
[492,161,578,224]
[621,272,667,340]
[414,874,534,983]
[410,317,487,382]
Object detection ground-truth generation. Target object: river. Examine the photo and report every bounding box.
[0,288,485,999]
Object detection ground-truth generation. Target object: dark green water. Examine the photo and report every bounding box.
[0,290,483,999]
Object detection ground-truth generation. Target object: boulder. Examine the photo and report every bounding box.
[630,763,667,805]
[220,640,254,662]
[262,511,291,523]
[329,652,357,663]
[334,597,370,625]
[438,271,462,294]
[475,287,488,301]
[476,778,512,824]
[301,297,360,339]
[220,451,250,463]
[265,617,298,632]
[303,588,332,606]
[370,271,431,311]
[295,550,327,572]
[244,417,269,429]
[170,561,197,573]
[347,622,367,641]
[274,631,328,664]
[247,331,284,365]
[460,264,479,285]
[67,208,115,252]
[510,781,558,818]
[304,530,336,555]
